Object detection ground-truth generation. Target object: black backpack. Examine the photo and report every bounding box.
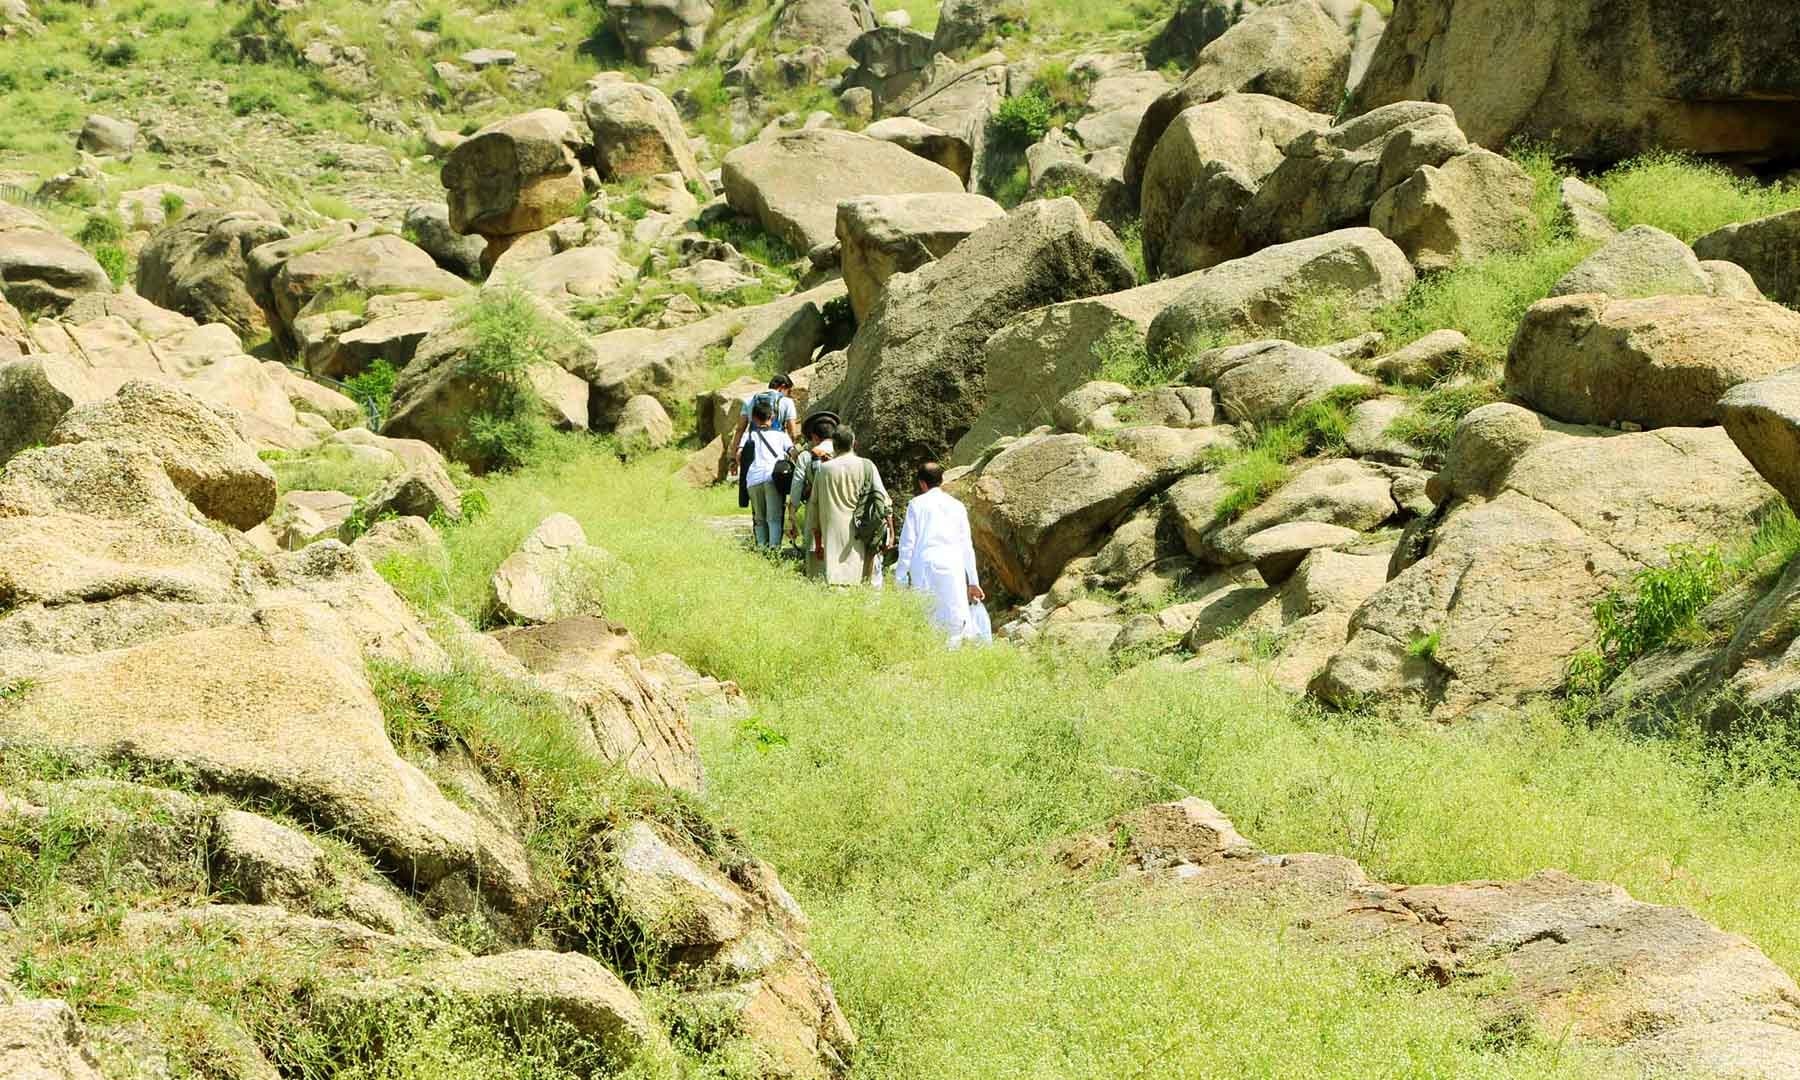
[750,429,795,497]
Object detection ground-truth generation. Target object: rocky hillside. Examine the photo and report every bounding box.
[5,0,1800,1075]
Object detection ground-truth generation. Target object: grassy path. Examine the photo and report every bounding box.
[418,440,1800,1079]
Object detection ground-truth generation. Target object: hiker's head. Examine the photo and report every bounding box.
[751,400,774,427]
[915,461,945,492]
[831,426,855,454]
[812,419,837,446]
[768,373,794,396]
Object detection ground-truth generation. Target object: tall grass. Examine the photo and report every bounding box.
[1598,152,1800,242]
[400,436,1800,1079]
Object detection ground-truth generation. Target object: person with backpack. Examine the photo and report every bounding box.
[738,399,795,550]
[806,425,891,586]
[723,373,800,481]
[894,461,987,645]
[787,410,839,574]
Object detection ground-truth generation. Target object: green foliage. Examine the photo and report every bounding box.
[698,213,801,269]
[342,359,398,421]
[454,288,573,472]
[1118,220,1147,284]
[1384,379,1504,462]
[1568,548,1729,695]
[159,190,187,220]
[991,86,1056,146]
[401,438,1800,1077]
[1092,324,1183,389]
[92,244,129,285]
[1209,386,1380,522]
[228,86,283,116]
[89,39,140,66]
[1407,631,1441,662]
[262,443,394,497]
[1598,152,1800,243]
[75,214,124,247]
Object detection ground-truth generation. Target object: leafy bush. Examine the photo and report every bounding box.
[1567,547,1728,694]
[1208,386,1379,522]
[454,288,573,472]
[227,87,281,115]
[91,245,128,285]
[1599,152,1800,243]
[75,214,124,247]
[1384,379,1504,462]
[1093,325,1183,389]
[159,190,187,221]
[342,359,399,422]
[991,87,1056,146]
[90,40,139,66]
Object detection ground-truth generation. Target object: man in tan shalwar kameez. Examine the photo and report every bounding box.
[807,426,888,586]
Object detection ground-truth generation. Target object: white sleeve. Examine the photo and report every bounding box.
[895,502,919,587]
[960,505,979,588]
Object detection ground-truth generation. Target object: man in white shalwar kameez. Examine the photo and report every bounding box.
[894,462,985,644]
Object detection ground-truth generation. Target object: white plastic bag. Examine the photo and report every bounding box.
[964,602,993,645]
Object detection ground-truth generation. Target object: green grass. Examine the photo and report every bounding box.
[1382,377,1504,462]
[1091,324,1182,389]
[385,435,1800,1079]
[1201,386,1381,521]
[1597,152,1800,243]
[261,443,397,497]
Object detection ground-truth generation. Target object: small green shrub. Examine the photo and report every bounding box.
[159,190,187,221]
[1407,631,1441,661]
[1384,379,1504,461]
[1567,547,1728,694]
[991,87,1056,146]
[75,214,124,247]
[90,39,139,66]
[92,245,128,285]
[1599,152,1800,243]
[1092,325,1183,389]
[1209,386,1378,522]
[454,288,575,472]
[228,87,281,116]
[342,359,399,423]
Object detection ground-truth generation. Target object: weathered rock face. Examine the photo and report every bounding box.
[832,197,1137,481]
[721,129,965,253]
[835,192,1006,322]
[1139,93,1331,276]
[772,0,876,54]
[1125,1,1354,197]
[247,225,469,359]
[1144,0,1258,71]
[1367,147,1535,271]
[49,380,277,530]
[1349,0,1800,165]
[1314,405,1776,717]
[864,117,974,188]
[949,431,1156,598]
[0,993,106,1080]
[615,393,675,450]
[1187,339,1373,424]
[403,202,486,279]
[0,204,112,315]
[490,513,609,626]
[137,210,290,336]
[492,616,701,792]
[441,109,586,242]
[584,81,707,187]
[1062,798,1800,1078]
[841,25,936,110]
[1147,228,1415,361]
[1721,370,1800,515]
[1505,293,1800,429]
[1550,224,1761,301]
[607,0,714,73]
[1694,209,1800,307]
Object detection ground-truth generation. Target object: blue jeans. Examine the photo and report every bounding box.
[750,481,784,548]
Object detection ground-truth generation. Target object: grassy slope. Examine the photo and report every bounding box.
[393,437,1800,1079]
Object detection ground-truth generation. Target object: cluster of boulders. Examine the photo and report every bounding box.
[1059,797,1800,1076]
[0,330,854,1077]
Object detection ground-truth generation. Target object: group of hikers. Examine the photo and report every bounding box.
[722,374,990,644]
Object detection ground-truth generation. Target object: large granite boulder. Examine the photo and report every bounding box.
[0,204,112,314]
[441,109,586,241]
[1694,209,1800,307]
[1125,1,1355,198]
[1720,370,1800,513]
[948,431,1157,598]
[1139,93,1330,276]
[1368,147,1536,271]
[831,197,1136,481]
[137,209,290,336]
[1313,405,1776,718]
[584,81,707,187]
[1505,293,1800,429]
[1349,0,1800,164]
[606,0,714,73]
[835,192,1006,321]
[1551,224,1762,300]
[247,224,469,358]
[721,129,965,253]
[1147,228,1414,361]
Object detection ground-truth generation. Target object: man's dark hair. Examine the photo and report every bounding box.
[769,373,794,390]
[831,426,854,453]
[916,461,945,488]
[751,401,774,422]
[812,419,837,443]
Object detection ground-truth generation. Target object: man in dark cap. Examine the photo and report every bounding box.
[788,410,839,574]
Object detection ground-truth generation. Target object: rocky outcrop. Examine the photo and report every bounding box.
[0,991,105,1080]
[1349,0,1800,164]
[48,380,276,530]
[1186,339,1373,424]
[949,431,1156,598]
[863,117,973,187]
[490,513,609,626]
[1061,798,1800,1078]
[1694,209,1800,307]
[1147,229,1414,361]
[721,129,965,253]
[1506,294,1800,429]
[492,616,701,791]
[1551,225,1762,300]
[1125,1,1356,197]
[831,197,1136,482]
[137,209,290,336]
[835,192,1006,321]
[1314,405,1776,717]
[1367,148,1535,271]
[615,393,675,450]
[0,204,112,315]
[1138,93,1330,276]
[606,0,714,73]
[584,81,706,187]
[1721,370,1800,514]
[440,109,586,258]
